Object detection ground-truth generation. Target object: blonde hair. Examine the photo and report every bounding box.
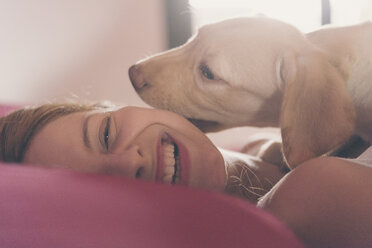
[0,102,109,163]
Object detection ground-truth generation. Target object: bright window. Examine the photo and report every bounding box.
[189,0,372,33]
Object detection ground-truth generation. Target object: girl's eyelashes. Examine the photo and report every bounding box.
[99,114,112,151]
[103,116,110,150]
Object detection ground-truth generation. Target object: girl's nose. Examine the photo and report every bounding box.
[108,145,148,179]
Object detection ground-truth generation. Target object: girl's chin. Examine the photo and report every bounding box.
[192,166,227,192]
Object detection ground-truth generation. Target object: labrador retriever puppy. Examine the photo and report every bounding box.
[128,17,372,168]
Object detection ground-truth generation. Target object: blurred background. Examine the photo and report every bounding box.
[1,0,371,147]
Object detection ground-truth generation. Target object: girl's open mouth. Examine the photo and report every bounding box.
[160,132,180,184]
[157,132,189,185]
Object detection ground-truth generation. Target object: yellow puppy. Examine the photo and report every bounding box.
[129,17,372,168]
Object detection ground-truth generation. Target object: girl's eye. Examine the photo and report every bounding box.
[102,115,111,151]
[199,63,215,80]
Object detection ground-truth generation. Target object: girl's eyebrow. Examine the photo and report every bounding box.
[83,114,94,149]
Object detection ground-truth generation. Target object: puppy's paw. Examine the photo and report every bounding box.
[257,140,289,173]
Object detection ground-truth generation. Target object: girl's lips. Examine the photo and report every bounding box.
[156,132,189,185]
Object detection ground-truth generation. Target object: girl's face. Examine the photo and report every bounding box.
[23,106,227,191]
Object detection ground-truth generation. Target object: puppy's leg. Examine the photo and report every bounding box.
[257,140,289,173]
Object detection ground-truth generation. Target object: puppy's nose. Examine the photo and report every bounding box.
[128,64,148,91]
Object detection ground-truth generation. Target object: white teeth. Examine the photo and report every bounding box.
[164,157,175,167]
[161,142,180,184]
[162,174,173,183]
[164,165,175,176]
[165,151,173,158]
[163,144,175,168]
[164,144,174,154]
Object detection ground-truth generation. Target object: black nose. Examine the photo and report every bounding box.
[128,64,148,91]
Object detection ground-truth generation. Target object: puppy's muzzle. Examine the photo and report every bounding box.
[129,65,149,92]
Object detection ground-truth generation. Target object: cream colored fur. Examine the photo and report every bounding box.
[129,17,372,168]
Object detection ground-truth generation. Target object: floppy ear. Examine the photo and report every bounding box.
[279,50,355,169]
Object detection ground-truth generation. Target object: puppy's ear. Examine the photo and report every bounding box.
[279,50,355,169]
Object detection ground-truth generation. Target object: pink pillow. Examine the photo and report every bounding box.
[0,164,303,248]
[0,104,18,116]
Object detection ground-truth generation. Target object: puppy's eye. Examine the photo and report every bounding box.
[199,64,214,80]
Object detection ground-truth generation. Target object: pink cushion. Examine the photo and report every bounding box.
[0,104,18,116]
[0,164,303,248]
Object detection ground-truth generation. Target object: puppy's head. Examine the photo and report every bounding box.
[129,17,356,167]
[129,17,305,131]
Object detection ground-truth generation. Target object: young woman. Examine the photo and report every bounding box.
[0,102,286,202]
[1,102,372,248]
